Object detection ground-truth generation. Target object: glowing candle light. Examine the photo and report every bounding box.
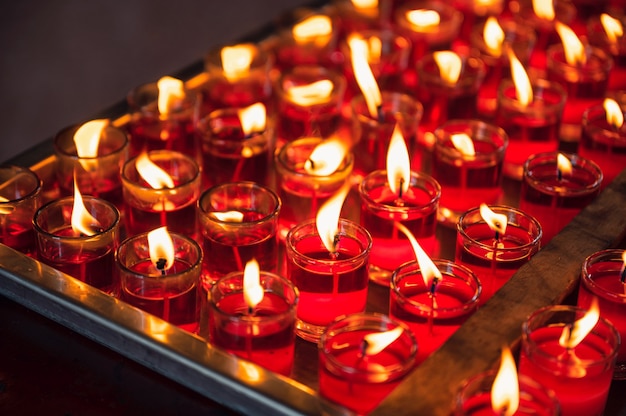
[221,44,254,82]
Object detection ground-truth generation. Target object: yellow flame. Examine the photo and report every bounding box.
[243,258,264,310]
[349,34,382,119]
[480,204,508,236]
[157,76,186,116]
[71,180,102,236]
[147,226,175,272]
[600,13,624,45]
[303,137,349,176]
[386,125,411,197]
[367,35,383,65]
[73,119,108,158]
[604,98,624,128]
[293,15,332,41]
[315,182,351,254]
[508,50,533,106]
[352,0,378,8]
[555,22,587,66]
[557,153,573,176]
[210,211,245,222]
[406,9,440,30]
[433,51,462,84]
[395,222,442,287]
[451,133,476,156]
[287,79,334,106]
[559,297,600,349]
[491,346,520,416]
[136,152,175,189]
[484,17,505,57]
[238,103,267,136]
[221,44,254,82]
[362,326,404,356]
[532,0,554,20]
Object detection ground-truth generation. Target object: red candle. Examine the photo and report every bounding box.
[286,218,372,342]
[33,194,120,294]
[318,313,417,415]
[520,152,602,245]
[455,205,542,304]
[518,304,619,416]
[334,0,387,36]
[577,249,626,379]
[587,13,626,90]
[116,227,202,333]
[0,166,42,256]
[208,266,298,376]
[453,0,504,42]
[121,150,201,237]
[432,119,508,225]
[390,259,480,364]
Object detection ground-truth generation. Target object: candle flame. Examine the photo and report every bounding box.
[73,119,108,158]
[238,102,267,136]
[386,124,411,197]
[508,50,533,106]
[292,15,332,42]
[600,13,624,45]
[555,22,587,66]
[352,0,378,8]
[362,326,404,356]
[557,153,573,176]
[243,258,264,310]
[433,51,462,84]
[559,297,600,349]
[71,180,102,236]
[156,76,186,116]
[532,0,554,20]
[484,17,505,57]
[287,79,334,106]
[406,9,440,31]
[349,34,382,119]
[480,204,507,236]
[395,222,442,288]
[147,226,175,273]
[491,346,520,416]
[221,44,254,82]
[315,182,351,254]
[451,133,476,156]
[303,137,349,176]
[210,211,245,222]
[603,98,624,128]
[136,152,175,189]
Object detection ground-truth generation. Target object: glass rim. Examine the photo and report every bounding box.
[121,149,201,191]
[0,165,42,204]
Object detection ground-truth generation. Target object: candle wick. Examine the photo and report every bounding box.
[429,276,440,296]
[307,158,315,170]
[494,230,500,242]
[248,305,255,316]
[377,105,384,123]
[397,178,404,200]
[331,234,341,256]
[156,258,167,276]
[621,267,626,284]
[359,339,369,358]
[557,168,562,182]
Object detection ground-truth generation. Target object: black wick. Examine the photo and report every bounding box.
[620,267,626,284]
[398,177,404,199]
[429,276,440,296]
[377,104,384,124]
[359,338,370,358]
[307,158,315,170]
[557,168,563,182]
[156,258,167,276]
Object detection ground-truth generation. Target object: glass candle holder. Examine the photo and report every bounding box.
[274,137,354,241]
[197,106,273,187]
[519,305,620,416]
[116,231,202,333]
[577,249,626,380]
[455,370,560,415]
[318,312,417,415]
[495,78,566,180]
[208,270,298,376]
[390,259,481,364]
[334,0,388,36]
[197,181,280,288]
[416,52,486,137]
[453,0,505,41]
[547,44,614,141]
[455,205,542,304]
[121,150,201,237]
[432,119,508,226]
[126,80,201,162]
[285,218,372,342]
[350,91,423,178]
[0,165,42,256]
[202,43,274,113]
[274,65,346,146]
[359,170,441,286]
[33,196,120,294]
[520,152,603,245]
[469,19,537,118]
[53,122,129,210]
[587,13,626,91]
[394,0,463,62]
[580,102,626,188]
